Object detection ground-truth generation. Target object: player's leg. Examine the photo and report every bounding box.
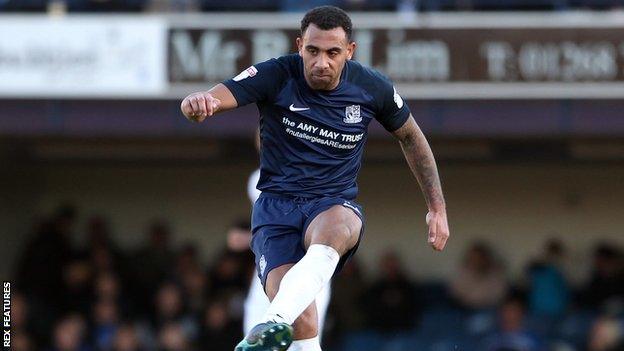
[257,205,360,349]
[237,198,361,351]
[265,264,320,342]
[236,264,318,351]
[243,274,331,338]
[315,280,331,340]
[262,264,323,351]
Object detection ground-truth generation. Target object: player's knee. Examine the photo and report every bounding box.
[333,222,358,245]
[329,216,361,251]
[306,206,361,254]
[292,307,318,339]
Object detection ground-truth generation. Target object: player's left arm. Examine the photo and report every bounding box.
[392,116,450,251]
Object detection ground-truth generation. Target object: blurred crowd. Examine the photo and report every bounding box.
[0,0,623,12]
[9,205,624,351]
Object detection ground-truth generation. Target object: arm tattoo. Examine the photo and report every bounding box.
[394,118,446,211]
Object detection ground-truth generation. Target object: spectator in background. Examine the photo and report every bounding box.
[12,330,34,351]
[151,282,198,342]
[112,324,146,351]
[15,206,76,314]
[92,270,140,333]
[364,250,421,334]
[588,316,624,351]
[197,300,241,351]
[483,296,544,351]
[174,245,207,315]
[85,216,116,253]
[12,292,31,335]
[47,314,91,351]
[449,242,508,311]
[208,258,245,293]
[181,267,207,316]
[207,220,255,323]
[157,323,189,351]
[85,216,124,275]
[11,293,39,351]
[129,220,175,317]
[93,272,124,308]
[224,219,256,278]
[91,298,120,351]
[582,244,624,312]
[91,240,117,274]
[174,244,201,280]
[326,258,367,346]
[526,238,570,317]
[62,258,94,316]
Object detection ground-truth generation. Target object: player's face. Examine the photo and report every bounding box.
[297,24,356,91]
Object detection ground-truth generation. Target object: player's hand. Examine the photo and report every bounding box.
[426,210,449,251]
[181,91,221,123]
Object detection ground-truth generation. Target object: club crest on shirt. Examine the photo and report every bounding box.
[344,105,362,124]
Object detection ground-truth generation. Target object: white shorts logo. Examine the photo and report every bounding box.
[233,66,258,82]
[344,105,362,123]
[259,255,267,276]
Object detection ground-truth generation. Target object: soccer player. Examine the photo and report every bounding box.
[180,6,450,351]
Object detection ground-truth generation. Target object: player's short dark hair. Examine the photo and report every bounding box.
[301,6,353,42]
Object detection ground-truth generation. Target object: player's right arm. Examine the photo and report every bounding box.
[180,83,237,123]
[181,57,289,123]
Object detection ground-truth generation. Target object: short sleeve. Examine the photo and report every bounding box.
[222,58,287,106]
[375,80,411,132]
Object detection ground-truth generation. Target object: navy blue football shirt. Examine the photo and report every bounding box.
[222,54,411,200]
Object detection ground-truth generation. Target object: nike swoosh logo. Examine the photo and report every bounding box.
[289,104,310,112]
